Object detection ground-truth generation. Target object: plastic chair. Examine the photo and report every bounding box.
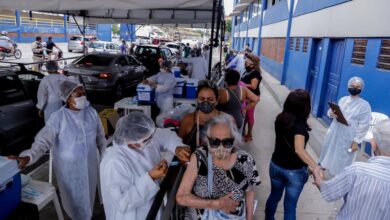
[21,180,64,220]
[361,112,389,157]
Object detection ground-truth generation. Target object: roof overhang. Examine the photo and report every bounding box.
[231,3,250,15]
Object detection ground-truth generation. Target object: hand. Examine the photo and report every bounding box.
[214,192,239,213]
[8,156,30,169]
[149,81,157,88]
[330,110,338,119]
[38,110,44,118]
[351,142,359,152]
[312,166,324,188]
[175,146,191,163]
[149,160,168,181]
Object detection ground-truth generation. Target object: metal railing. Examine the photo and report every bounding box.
[0,15,16,25]
[146,157,186,220]
[20,16,64,27]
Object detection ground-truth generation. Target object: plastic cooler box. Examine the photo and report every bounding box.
[0,157,21,220]
[174,79,186,98]
[137,83,155,105]
[185,79,199,99]
[172,67,181,78]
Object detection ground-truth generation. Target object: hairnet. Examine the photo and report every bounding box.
[161,60,172,69]
[372,119,390,153]
[113,111,156,145]
[348,77,365,90]
[59,80,83,102]
[46,61,59,73]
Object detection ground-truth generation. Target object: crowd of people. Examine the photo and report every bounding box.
[6,42,390,220]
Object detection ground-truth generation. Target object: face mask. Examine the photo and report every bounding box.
[245,66,252,72]
[198,101,215,114]
[348,88,361,96]
[73,96,88,109]
[209,145,233,160]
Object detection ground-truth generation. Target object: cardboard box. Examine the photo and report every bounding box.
[99,109,120,136]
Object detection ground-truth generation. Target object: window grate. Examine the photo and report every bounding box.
[295,38,300,51]
[377,39,390,71]
[289,38,294,50]
[302,38,309,53]
[351,39,367,66]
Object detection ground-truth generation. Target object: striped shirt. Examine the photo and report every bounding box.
[320,156,390,220]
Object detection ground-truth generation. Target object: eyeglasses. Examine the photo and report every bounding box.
[207,137,235,148]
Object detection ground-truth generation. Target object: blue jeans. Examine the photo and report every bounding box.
[265,161,308,220]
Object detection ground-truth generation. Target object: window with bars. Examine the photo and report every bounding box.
[351,39,367,66]
[289,38,294,50]
[295,38,300,51]
[302,38,309,53]
[377,39,390,71]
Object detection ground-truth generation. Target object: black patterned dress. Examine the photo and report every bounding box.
[184,147,261,220]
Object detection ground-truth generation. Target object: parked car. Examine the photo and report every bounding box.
[68,36,94,53]
[64,53,147,100]
[134,45,177,75]
[0,67,44,156]
[88,41,121,54]
[165,43,182,55]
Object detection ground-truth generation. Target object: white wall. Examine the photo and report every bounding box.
[261,20,288,37]
[291,0,390,37]
[234,30,248,37]
[248,27,260,37]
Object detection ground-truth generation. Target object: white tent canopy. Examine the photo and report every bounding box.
[0,0,223,27]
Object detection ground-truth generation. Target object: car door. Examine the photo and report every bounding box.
[0,74,42,155]
[126,55,145,85]
[114,56,132,87]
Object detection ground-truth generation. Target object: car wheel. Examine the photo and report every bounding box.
[115,82,125,99]
[14,49,22,59]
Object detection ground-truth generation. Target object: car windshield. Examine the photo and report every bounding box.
[135,47,158,56]
[70,36,82,41]
[89,43,105,49]
[0,75,28,105]
[74,55,115,66]
[167,45,179,49]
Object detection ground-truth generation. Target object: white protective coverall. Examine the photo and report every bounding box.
[36,74,68,122]
[226,54,246,75]
[20,106,106,220]
[319,96,371,175]
[100,128,184,220]
[147,71,176,113]
[203,49,210,69]
[181,57,208,80]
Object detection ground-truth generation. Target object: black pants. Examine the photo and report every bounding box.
[6,202,39,220]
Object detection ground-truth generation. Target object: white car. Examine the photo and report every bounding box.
[165,43,181,55]
[88,41,121,54]
[68,36,94,53]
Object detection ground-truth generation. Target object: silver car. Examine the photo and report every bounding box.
[67,36,94,53]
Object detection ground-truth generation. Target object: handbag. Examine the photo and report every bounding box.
[200,150,246,220]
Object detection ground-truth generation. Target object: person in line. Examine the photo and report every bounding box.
[183,43,191,58]
[265,89,323,220]
[120,40,128,54]
[31,36,44,72]
[36,61,68,122]
[319,77,371,176]
[0,31,15,55]
[128,43,135,55]
[240,53,262,142]
[313,119,390,220]
[226,51,246,75]
[100,112,191,220]
[181,50,208,80]
[176,114,261,220]
[9,81,106,220]
[179,80,232,151]
[218,69,260,131]
[45,36,61,60]
[244,43,252,53]
[202,44,210,69]
[143,60,176,114]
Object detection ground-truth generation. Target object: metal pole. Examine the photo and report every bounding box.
[83,17,86,55]
[207,0,218,79]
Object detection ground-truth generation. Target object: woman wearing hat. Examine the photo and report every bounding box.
[9,80,106,220]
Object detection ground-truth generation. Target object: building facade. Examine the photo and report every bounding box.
[0,10,112,43]
[230,0,390,121]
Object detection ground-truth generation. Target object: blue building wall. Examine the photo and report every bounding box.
[262,0,289,25]
[96,24,112,42]
[294,0,352,17]
[261,55,284,81]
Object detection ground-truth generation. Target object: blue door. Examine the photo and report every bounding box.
[321,39,345,124]
[307,39,323,107]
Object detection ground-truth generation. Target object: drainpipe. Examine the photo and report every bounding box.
[257,0,266,56]
[15,10,21,43]
[281,0,294,84]
[64,15,68,42]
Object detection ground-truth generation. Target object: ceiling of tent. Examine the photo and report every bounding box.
[0,0,224,27]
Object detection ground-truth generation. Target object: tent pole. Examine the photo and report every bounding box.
[83,17,86,55]
[208,0,218,79]
[219,19,225,74]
